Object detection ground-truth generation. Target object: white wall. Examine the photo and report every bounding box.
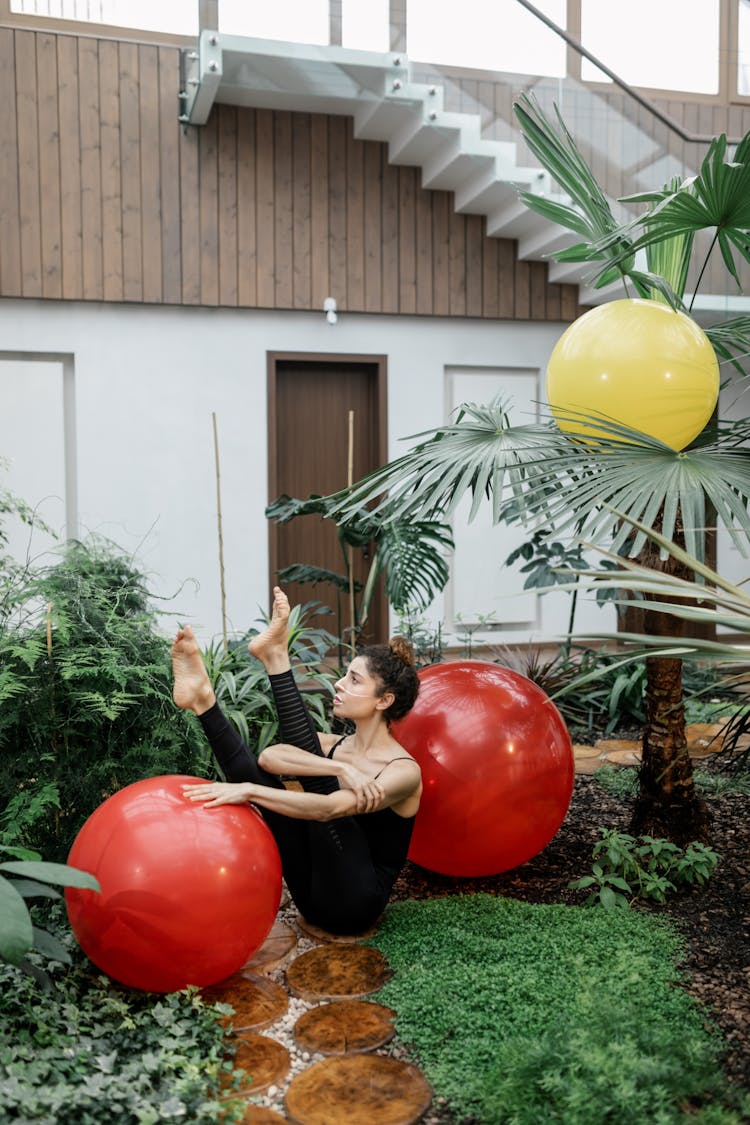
[7,294,704,649]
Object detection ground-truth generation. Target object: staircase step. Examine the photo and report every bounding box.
[188,36,740,311]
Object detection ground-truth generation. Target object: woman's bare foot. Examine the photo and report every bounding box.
[172,625,216,715]
[248,586,291,674]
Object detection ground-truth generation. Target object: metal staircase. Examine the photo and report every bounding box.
[179,31,743,312]
[178,34,606,296]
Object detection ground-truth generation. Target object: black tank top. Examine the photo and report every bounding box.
[327,739,416,881]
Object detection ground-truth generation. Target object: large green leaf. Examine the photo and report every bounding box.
[7,878,61,900]
[0,874,33,965]
[0,860,100,891]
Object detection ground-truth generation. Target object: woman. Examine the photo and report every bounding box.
[172,587,422,935]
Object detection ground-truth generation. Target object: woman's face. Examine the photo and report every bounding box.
[333,656,389,721]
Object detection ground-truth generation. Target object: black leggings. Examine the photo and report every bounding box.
[198,671,390,934]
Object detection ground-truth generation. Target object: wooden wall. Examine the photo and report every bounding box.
[0,26,581,320]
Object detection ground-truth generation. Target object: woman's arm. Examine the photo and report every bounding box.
[183,756,421,821]
[258,741,347,779]
[182,779,375,820]
[259,742,414,808]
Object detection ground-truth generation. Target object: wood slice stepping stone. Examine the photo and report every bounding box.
[228,1032,291,1094]
[296,913,380,943]
[595,739,641,766]
[686,722,726,757]
[286,944,392,1000]
[243,919,298,974]
[573,744,603,774]
[293,999,396,1055]
[573,744,600,757]
[285,1055,432,1125]
[202,972,288,1031]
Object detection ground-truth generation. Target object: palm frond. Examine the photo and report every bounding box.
[330,397,750,565]
[644,193,693,302]
[265,493,330,523]
[278,563,355,593]
[329,398,571,526]
[513,93,639,292]
[550,511,750,666]
[587,132,750,290]
[375,521,453,612]
[705,315,750,379]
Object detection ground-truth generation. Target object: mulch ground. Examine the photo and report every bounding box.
[389,759,750,1117]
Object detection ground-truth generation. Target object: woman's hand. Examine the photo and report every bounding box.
[353,779,385,813]
[182,781,255,807]
[337,763,385,813]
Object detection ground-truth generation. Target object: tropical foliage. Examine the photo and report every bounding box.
[326,97,750,840]
[266,493,453,644]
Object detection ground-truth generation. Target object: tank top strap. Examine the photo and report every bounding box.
[325,736,348,760]
[373,756,419,780]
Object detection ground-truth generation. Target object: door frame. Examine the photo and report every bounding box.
[266,350,388,630]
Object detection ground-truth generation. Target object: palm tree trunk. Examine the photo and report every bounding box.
[630,533,712,845]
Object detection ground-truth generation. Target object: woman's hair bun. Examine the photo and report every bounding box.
[389,635,416,668]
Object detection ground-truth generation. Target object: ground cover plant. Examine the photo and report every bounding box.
[372,893,749,1124]
[0,911,247,1124]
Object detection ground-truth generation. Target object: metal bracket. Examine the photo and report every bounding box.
[179,30,223,126]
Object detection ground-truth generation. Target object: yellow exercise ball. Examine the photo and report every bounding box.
[546,299,720,450]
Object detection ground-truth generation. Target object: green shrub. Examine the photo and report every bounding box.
[541,648,741,740]
[569,828,721,907]
[0,539,207,862]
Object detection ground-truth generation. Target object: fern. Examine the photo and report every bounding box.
[0,539,207,861]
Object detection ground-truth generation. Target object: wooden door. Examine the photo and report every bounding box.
[268,353,387,648]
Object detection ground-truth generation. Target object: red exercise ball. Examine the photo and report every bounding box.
[65,775,282,992]
[392,662,574,877]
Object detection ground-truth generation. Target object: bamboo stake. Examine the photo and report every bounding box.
[212,412,228,652]
[347,409,356,657]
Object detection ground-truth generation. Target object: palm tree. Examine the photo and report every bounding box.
[327,97,750,844]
